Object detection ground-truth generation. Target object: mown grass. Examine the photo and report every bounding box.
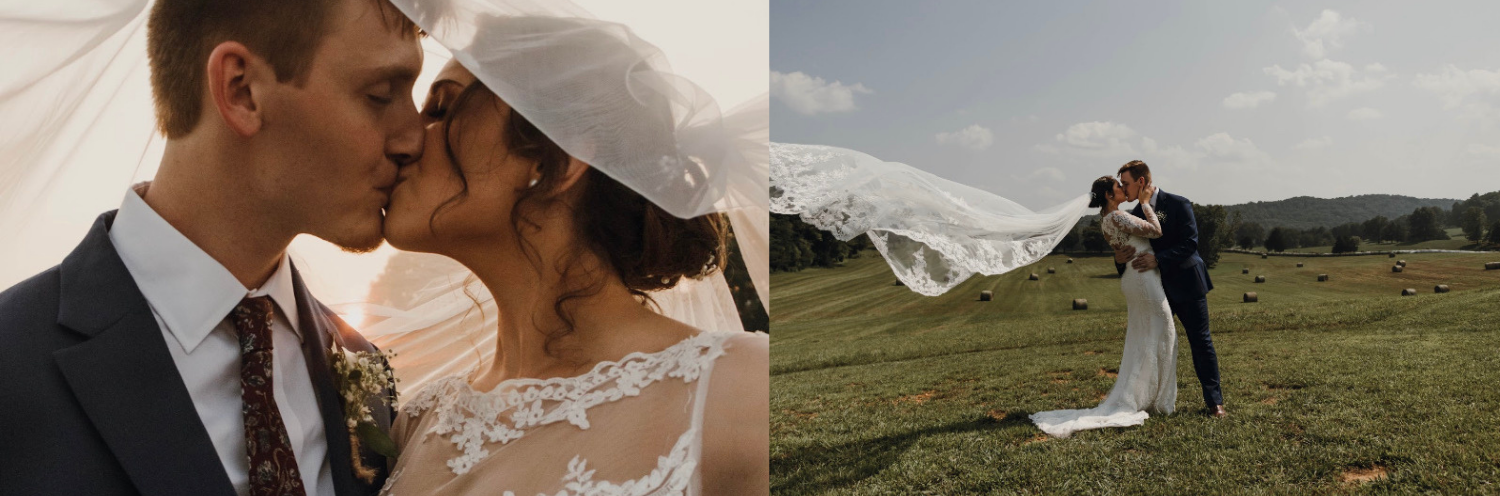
[771,251,1500,494]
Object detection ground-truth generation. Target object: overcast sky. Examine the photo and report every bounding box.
[771,1,1500,210]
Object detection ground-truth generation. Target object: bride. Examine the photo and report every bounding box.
[769,144,1176,439]
[1027,176,1176,438]
[371,9,768,496]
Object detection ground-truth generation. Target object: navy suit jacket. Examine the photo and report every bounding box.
[0,211,391,496]
[1124,190,1214,302]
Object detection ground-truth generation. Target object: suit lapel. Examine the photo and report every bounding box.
[291,264,389,495]
[53,212,236,496]
[289,265,363,495]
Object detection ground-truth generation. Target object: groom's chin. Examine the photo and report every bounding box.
[322,222,386,254]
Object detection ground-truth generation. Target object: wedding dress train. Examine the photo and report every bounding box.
[1029,209,1177,438]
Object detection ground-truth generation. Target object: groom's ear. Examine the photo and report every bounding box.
[206,41,265,138]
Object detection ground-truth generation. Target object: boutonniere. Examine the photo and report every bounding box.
[329,344,400,483]
[1156,211,1167,223]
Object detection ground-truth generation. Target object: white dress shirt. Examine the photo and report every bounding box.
[108,188,336,496]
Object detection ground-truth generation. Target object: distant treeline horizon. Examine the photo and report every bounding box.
[771,190,1500,274]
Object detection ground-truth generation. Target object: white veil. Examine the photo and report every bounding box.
[770,143,1089,297]
[0,0,768,394]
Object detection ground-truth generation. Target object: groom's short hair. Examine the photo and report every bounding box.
[1117,160,1151,182]
[146,0,419,139]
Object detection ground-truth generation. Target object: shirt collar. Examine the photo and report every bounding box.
[1150,188,1162,209]
[107,187,302,353]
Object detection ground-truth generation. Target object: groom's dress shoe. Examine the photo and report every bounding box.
[1208,405,1228,418]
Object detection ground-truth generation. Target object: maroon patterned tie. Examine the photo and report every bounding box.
[231,296,308,496]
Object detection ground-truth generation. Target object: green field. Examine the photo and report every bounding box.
[1273,228,1482,253]
[771,250,1500,494]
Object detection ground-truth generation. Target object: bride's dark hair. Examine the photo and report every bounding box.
[1088,176,1119,209]
[425,17,728,355]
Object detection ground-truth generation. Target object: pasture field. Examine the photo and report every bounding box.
[771,250,1500,494]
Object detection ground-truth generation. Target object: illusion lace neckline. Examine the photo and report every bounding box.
[455,331,724,396]
[400,331,735,476]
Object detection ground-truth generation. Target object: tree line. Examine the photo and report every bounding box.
[775,190,1500,275]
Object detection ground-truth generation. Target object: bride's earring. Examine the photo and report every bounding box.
[527,177,540,188]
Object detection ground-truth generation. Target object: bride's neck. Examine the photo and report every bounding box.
[461,247,654,390]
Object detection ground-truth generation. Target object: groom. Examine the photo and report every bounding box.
[1114,160,1227,418]
[0,0,423,494]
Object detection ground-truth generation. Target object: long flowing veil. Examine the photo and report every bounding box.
[770,142,1089,296]
[0,0,768,395]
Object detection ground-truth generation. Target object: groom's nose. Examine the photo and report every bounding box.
[387,109,425,168]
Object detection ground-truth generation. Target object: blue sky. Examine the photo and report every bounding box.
[771,1,1500,209]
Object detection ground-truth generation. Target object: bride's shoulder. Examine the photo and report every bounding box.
[698,331,767,413]
[697,331,769,491]
[680,330,767,378]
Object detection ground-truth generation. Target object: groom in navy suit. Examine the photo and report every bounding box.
[1114,160,1226,417]
[0,0,423,493]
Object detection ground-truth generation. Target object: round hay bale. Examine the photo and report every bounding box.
[1296,262,1304,268]
[1254,275,1266,283]
[1317,274,1329,282]
[1397,260,1407,267]
[1047,267,1056,274]
[1401,288,1417,296]
[1072,299,1088,310]
[1261,254,1268,259]
[1067,258,1074,264]
[1434,285,1450,294]
[1029,273,1040,281]
[1243,292,1258,303]
[1242,268,1250,274]
[1392,265,1403,273]
[1486,262,1500,270]
[980,290,993,301]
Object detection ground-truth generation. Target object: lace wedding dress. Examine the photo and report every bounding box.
[378,330,764,496]
[1029,207,1177,438]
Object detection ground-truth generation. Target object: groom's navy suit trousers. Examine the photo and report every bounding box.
[1118,191,1224,408]
[0,211,392,496]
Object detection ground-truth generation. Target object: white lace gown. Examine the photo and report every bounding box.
[379,331,764,496]
[1029,207,1178,438]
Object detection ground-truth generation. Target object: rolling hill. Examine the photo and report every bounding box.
[1224,194,1459,230]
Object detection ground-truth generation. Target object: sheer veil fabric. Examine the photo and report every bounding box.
[0,0,768,395]
[770,143,1090,296]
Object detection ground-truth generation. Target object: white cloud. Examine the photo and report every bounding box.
[1223,91,1277,109]
[1264,59,1392,106]
[769,71,873,115]
[1038,123,1268,170]
[1347,107,1382,120]
[1051,121,1139,156]
[1413,65,1500,110]
[1293,10,1369,59]
[1028,167,1066,182]
[1195,133,1270,162]
[1469,143,1500,160]
[1294,136,1333,149]
[934,124,995,150]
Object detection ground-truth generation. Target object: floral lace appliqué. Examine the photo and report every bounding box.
[400,331,732,494]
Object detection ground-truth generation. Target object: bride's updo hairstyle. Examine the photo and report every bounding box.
[1088,176,1119,209]
[430,16,728,347]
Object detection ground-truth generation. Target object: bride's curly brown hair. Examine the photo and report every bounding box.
[428,80,728,356]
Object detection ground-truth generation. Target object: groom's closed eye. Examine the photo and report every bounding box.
[366,81,395,105]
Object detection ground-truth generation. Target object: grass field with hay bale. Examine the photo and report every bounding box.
[771,250,1500,494]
